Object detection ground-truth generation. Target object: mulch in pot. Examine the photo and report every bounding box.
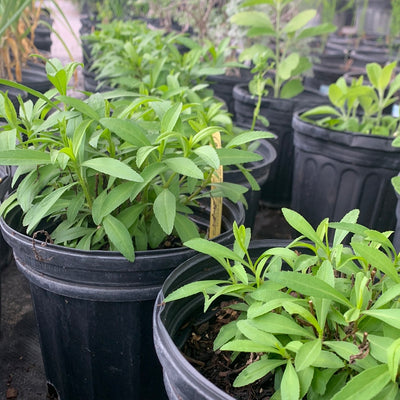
[181,301,275,400]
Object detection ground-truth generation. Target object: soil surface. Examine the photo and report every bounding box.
[182,301,276,400]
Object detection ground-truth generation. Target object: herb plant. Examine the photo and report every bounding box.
[165,209,400,399]
[84,19,234,98]
[0,59,270,262]
[232,0,336,98]
[302,62,400,136]
[231,0,336,129]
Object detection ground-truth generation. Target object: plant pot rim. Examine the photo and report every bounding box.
[153,239,292,400]
[293,110,400,153]
[0,199,244,262]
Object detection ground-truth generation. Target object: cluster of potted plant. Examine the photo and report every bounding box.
[156,208,400,399]
[292,61,400,233]
[0,57,272,399]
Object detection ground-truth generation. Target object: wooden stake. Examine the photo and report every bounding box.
[209,131,223,239]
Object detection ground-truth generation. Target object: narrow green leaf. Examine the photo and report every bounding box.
[184,237,246,264]
[23,183,76,234]
[214,321,238,350]
[237,320,280,348]
[352,241,400,283]
[231,11,273,29]
[98,182,135,221]
[0,150,52,166]
[295,339,322,371]
[265,271,352,307]
[58,95,99,120]
[252,313,315,338]
[233,357,286,387]
[161,102,182,133]
[324,341,360,362]
[164,280,228,302]
[116,203,147,230]
[281,361,300,400]
[164,157,204,180]
[333,209,360,247]
[174,213,200,242]
[312,351,345,369]
[100,117,151,147]
[331,364,390,400]
[226,132,274,148]
[372,284,400,310]
[103,214,135,261]
[366,334,394,364]
[82,158,143,182]
[282,208,325,248]
[221,339,278,353]
[216,148,263,165]
[154,189,176,235]
[387,338,400,382]
[193,146,220,169]
[283,9,316,33]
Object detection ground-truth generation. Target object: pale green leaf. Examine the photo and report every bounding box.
[161,102,182,133]
[103,214,135,262]
[295,340,322,371]
[154,189,176,235]
[231,11,273,29]
[193,146,220,169]
[265,271,352,307]
[233,357,286,387]
[283,10,317,33]
[100,117,151,147]
[163,280,229,302]
[164,157,204,180]
[23,183,76,234]
[174,213,200,242]
[82,158,143,182]
[352,241,400,283]
[387,338,400,382]
[281,361,300,400]
[282,208,325,248]
[331,364,390,400]
[0,150,52,165]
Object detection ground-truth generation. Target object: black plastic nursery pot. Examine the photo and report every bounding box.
[233,83,326,207]
[153,240,289,400]
[18,64,53,101]
[0,166,12,272]
[224,139,276,228]
[291,112,400,233]
[0,201,244,400]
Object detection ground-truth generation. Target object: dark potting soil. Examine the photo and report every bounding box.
[181,301,275,400]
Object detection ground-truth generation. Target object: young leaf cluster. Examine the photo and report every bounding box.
[302,62,400,136]
[232,0,336,99]
[84,19,233,101]
[0,59,270,262]
[165,208,400,400]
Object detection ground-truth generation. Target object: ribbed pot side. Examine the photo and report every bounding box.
[291,112,400,233]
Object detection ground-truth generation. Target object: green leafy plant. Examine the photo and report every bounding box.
[391,135,400,194]
[231,0,336,128]
[84,19,235,97]
[0,59,271,262]
[165,208,400,399]
[302,61,400,136]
